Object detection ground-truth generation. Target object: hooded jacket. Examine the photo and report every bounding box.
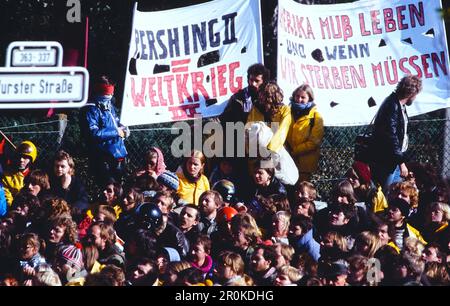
[81,95,127,159]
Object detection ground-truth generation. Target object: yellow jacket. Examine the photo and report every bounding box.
[176,172,210,205]
[2,170,25,206]
[406,223,427,245]
[247,104,292,152]
[286,106,324,173]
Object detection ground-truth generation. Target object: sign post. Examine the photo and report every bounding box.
[0,41,89,109]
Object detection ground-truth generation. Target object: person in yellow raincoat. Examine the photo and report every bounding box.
[286,84,324,183]
[246,81,292,178]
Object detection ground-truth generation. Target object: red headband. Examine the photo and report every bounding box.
[94,83,115,95]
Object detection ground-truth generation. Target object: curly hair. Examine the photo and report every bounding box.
[257,81,284,118]
[395,75,422,100]
[43,197,72,219]
[50,215,79,244]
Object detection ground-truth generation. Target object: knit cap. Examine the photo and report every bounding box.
[57,244,84,270]
[352,161,371,185]
[157,171,179,191]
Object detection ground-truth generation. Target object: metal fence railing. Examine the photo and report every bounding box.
[0,111,448,201]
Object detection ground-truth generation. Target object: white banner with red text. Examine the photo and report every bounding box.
[120,0,263,126]
[277,0,450,126]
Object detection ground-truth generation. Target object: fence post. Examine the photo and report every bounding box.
[57,113,68,145]
[444,109,450,179]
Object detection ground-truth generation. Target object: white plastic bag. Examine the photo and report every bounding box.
[245,121,299,186]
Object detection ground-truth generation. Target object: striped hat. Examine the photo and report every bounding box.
[58,245,84,270]
[157,171,179,191]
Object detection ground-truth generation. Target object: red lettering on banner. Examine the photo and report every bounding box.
[372,52,447,86]
[300,64,366,90]
[164,75,175,105]
[210,67,217,97]
[228,61,242,94]
[383,8,396,32]
[176,73,193,103]
[319,15,353,41]
[148,77,159,107]
[358,2,424,36]
[129,61,244,113]
[168,103,201,120]
[131,77,146,106]
[279,8,315,39]
[191,71,209,101]
[217,64,228,96]
[158,77,168,106]
[371,11,382,35]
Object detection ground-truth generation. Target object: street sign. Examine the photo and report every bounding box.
[0,67,89,108]
[0,41,89,109]
[6,41,63,67]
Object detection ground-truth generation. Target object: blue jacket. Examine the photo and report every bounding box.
[0,182,7,217]
[81,96,127,159]
[292,229,321,262]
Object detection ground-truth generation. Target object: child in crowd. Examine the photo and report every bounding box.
[17,233,46,285]
[176,150,210,206]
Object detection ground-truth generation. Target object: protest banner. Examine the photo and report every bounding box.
[277,0,450,126]
[120,0,263,126]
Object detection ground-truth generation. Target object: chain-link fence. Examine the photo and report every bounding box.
[0,114,65,170]
[0,110,448,201]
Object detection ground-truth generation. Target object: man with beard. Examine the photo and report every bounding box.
[217,64,270,184]
[220,63,270,125]
[369,75,422,193]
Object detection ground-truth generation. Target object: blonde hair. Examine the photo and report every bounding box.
[183,150,206,176]
[278,265,303,283]
[273,211,291,234]
[402,237,425,260]
[290,84,314,103]
[323,231,349,252]
[428,202,450,222]
[54,150,75,176]
[296,181,317,200]
[231,212,262,245]
[218,251,245,276]
[424,262,450,285]
[354,231,382,258]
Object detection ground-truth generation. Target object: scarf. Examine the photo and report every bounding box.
[291,102,315,121]
[150,147,167,176]
[190,255,213,273]
[93,95,113,111]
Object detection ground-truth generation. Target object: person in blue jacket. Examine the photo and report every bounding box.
[80,75,130,187]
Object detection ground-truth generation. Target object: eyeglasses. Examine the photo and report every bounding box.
[105,188,114,193]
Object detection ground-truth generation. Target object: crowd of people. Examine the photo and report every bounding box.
[0,65,448,286]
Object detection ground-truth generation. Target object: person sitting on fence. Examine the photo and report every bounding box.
[286,84,324,183]
[79,75,130,187]
[2,140,38,206]
[134,147,166,180]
